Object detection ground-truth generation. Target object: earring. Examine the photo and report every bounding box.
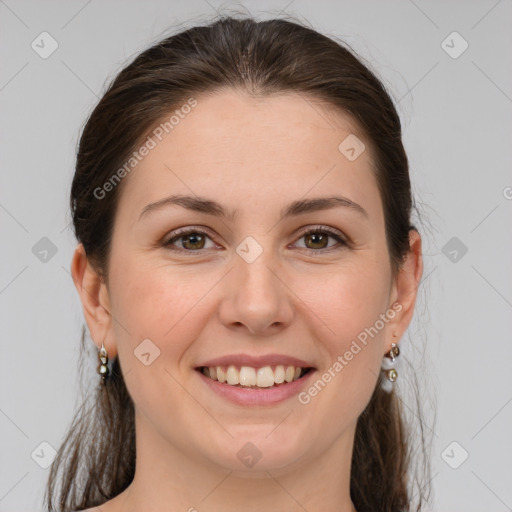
[97,340,109,384]
[380,336,400,392]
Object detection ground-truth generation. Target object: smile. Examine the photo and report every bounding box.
[195,364,317,406]
[197,364,313,388]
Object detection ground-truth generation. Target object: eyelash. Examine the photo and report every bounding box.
[162,225,347,255]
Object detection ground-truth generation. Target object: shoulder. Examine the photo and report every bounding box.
[70,493,122,511]
[71,508,105,512]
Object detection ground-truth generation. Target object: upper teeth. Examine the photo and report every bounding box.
[201,365,305,388]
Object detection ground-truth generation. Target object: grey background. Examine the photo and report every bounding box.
[1,1,511,511]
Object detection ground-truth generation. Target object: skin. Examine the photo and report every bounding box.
[72,89,422,512]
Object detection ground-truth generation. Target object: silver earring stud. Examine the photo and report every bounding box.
[97,341,109,384]
[381,338,400,392]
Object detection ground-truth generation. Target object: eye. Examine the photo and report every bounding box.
[163,227,217,253]
[292,226,347,253]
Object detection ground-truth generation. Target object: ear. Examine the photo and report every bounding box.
[70,243,118,359]
[386,229,423,352]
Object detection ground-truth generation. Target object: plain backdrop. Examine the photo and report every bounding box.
[1,1,511,511]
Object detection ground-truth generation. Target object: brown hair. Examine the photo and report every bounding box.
[45,14,432,512]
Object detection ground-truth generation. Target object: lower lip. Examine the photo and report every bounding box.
[196,368,316,406]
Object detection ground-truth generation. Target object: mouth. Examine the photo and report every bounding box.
[195,365,315,389]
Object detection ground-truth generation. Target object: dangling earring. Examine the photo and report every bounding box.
[97,340,109,384]
[381,336,400,392]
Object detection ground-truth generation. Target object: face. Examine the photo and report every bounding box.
[77,89,420,476]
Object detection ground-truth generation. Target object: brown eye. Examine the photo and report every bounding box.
[164,228,216,253]
[180,232,206,250]
[304,231,329,250]
[294,227,346,253]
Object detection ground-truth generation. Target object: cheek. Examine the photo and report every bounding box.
[299,260,390,400]
[109,258,218,356]
[300,257,391,341]
[107,261,215,422]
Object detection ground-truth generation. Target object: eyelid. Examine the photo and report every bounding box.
[293,225,346,242]
[164,225,216,240]
[162,225,220,248]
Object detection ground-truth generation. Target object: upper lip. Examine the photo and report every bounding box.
[196,353,316,369]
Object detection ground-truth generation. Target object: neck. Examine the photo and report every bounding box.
[108,410,358,512]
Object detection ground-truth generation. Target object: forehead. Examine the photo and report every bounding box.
[117,89,382,223]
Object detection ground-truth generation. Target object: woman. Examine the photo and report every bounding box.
[45,14,430,512]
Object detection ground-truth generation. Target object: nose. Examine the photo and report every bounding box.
[217,246,294,336]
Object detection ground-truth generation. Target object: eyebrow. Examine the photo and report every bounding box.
[138,194,368,221]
